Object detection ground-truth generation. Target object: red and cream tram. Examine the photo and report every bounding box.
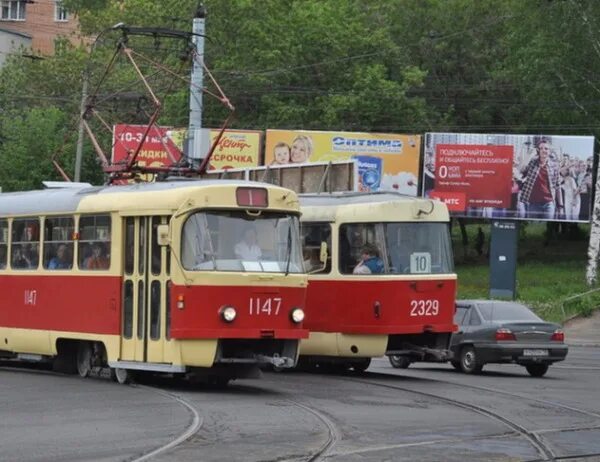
[0,180,307,385]
[298,192,457,371]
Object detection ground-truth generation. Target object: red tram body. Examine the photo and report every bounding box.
[298,193,457,371]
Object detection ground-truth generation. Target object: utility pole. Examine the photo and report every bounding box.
[187,3,207,166]
[74,72,88,182]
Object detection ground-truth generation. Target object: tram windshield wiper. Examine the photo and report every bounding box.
[284,225,292,276]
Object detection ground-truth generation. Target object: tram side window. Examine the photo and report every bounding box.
[0,220,7,269]
[43,217,74,270]
[11,218,40,270]
[125,217,134,275]
[301,222,331,273]
[339,224,384,275]
[79,215,111,270]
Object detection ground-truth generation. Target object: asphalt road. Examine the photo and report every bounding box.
[1,346,599,462]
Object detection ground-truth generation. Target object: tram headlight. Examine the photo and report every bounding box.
[290,307,305,324]
[219,305,237,323]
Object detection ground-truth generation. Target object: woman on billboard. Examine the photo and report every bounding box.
[290,135,314,163]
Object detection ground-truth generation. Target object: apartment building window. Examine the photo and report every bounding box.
[1,1,26,21]
[55,1,68,22]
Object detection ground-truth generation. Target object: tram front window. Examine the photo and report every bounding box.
[181,211,303,273]
[385,222,454,275]
[339,222,453,275]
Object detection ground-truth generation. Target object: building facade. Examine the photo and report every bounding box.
[0,26,30,65]
[0,0,81,56]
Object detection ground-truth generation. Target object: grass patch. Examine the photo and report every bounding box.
[451,221,600,323]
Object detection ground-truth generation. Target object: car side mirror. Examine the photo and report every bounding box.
[157,224,170,246]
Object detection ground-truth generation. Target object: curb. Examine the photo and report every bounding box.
[566,342,600,348]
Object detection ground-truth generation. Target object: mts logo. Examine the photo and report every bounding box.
[429,191,466,211]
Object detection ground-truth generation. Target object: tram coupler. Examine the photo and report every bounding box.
[387,345,452,362]
[256,354,295,369]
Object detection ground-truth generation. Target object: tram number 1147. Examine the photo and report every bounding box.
[409,299,439,316]
[249,297,282,316]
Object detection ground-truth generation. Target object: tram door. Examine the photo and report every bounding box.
[121,216,170,363]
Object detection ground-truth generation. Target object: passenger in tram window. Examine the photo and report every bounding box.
[84,242,110,270]
[234,227,262,261]
[12,246,32,269]
[353,244,384,275]
[48,244,72,270]
[23,223,39,242]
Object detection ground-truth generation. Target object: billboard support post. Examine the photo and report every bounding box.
[489,220,519,299]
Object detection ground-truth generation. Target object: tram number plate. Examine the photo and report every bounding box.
[523,349,548,357]
[249,297,282,316]
[409,299,439,316]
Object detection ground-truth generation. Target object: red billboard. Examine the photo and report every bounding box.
[423,133,596,222]
[431,144,513,211]
[112,124,182,167]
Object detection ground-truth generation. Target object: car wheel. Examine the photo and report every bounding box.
[460,346,483,374]
[525,364,549,377]
[389,355,411,369]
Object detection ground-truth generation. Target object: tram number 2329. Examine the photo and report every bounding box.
[409,299,439,316]
[249,297,282,316]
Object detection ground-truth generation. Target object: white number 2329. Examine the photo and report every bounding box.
[409,299,439,316]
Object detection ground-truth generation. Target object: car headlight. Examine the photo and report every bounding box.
[219,305,237,323]
[290,307,305,324]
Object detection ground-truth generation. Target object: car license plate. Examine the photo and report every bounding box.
[523,349,549,357]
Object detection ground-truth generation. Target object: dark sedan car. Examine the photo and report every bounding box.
[450,300,568,377]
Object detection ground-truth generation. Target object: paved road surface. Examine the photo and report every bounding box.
[2,344,599,461]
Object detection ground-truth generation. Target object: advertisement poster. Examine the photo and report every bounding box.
[424,133,596,222]
[264,129,421,195]
[112,124,262,171]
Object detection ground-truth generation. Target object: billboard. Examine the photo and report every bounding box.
[264,129,421,195]
[424,133,596,222]
[112,124,262,171]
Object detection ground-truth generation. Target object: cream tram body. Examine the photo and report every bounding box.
[0,180,308,383]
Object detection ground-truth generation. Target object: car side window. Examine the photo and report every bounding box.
[454,306,469,325]
[468,308,482,326]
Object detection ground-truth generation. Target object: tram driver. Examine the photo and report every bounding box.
[234,227,262,261]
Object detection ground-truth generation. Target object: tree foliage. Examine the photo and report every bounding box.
[1,0,599,191]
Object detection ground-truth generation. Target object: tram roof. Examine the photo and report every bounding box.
[298,192,449,223]
[0,179,293,216]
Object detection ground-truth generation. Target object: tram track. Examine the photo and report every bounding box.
[131,384,204,462]
[345,370,600,461]
[352,376,556,460]
[285,399,342,462]
[367,370,600,420]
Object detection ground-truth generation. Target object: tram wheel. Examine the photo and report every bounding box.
[389,355,411,369]
[111,367,132,384]
[76,343,93,378]
[352,358,371,373]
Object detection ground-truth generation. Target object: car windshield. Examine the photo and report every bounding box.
[477,303,542,322]
[181,210,303,273]
[339,222,454,275]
